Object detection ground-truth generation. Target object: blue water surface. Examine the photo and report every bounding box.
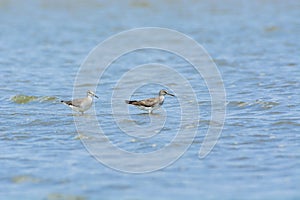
[1,0,299,199]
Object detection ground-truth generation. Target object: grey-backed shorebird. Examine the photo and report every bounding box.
[61,90,98,114]
[125,89,175,113]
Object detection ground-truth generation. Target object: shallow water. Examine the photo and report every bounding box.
[1,0,300,199]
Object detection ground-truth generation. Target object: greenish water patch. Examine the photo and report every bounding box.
[130,0,151,8]
[47,193,86,200]
[11,95,57,104]
[39,96,57,102]
[265,26,279,32]
[11,175,41,184]
[11,95,38,104]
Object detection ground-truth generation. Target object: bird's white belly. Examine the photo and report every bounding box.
[137,104,161,112]
[80,101,92,112]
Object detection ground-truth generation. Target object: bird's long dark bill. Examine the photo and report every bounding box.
[95,95,99,98]
[167,93,175,97]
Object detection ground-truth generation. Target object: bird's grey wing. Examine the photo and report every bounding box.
[62,98,83,107]
[71,98,85,107]
[136,97,158,107]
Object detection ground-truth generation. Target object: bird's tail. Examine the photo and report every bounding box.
[61,100,72,106]
[125,100,137,104]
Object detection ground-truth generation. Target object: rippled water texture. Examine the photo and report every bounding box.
[1,0,300,199]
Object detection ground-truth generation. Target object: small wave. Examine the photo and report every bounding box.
[227,101,249,108]
[228,100,279,109]
[272,121,300,126]
[254,99,280,109]
[10,95,58,104]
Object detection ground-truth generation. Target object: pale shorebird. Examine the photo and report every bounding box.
[61,90,98,114]
[125,89,175,113]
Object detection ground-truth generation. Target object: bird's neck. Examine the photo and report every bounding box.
[159,95,165,103]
